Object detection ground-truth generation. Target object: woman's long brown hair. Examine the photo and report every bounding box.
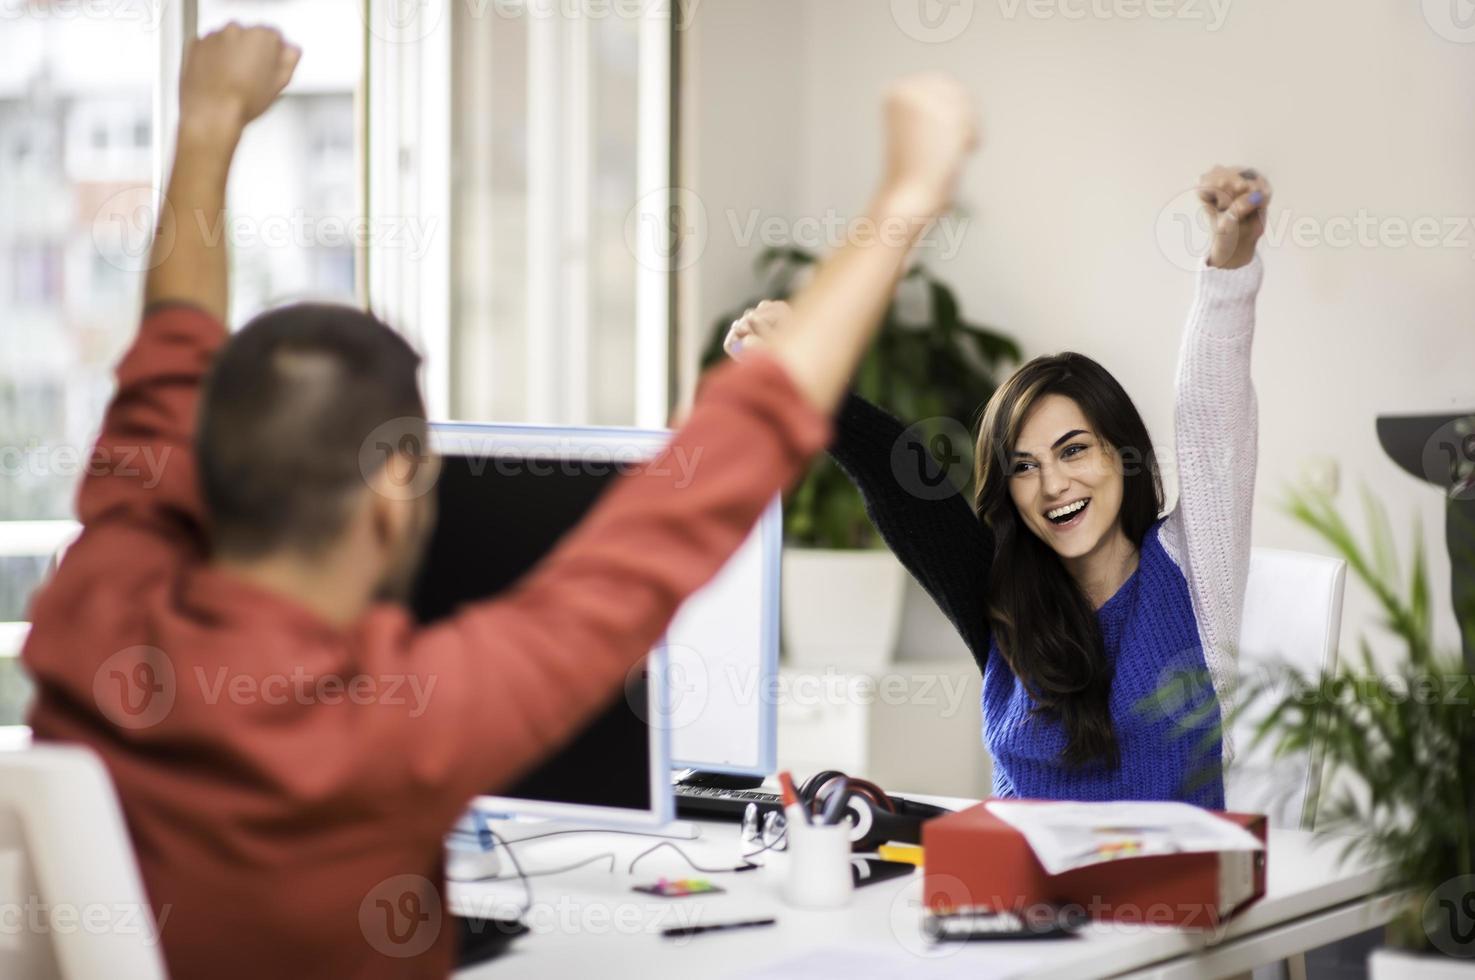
[973,352,1164,768]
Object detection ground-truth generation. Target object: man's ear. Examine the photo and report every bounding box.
[365,481,410,556]
[365,452,435,552]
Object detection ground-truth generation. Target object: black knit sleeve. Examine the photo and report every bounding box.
[827,393,994,670]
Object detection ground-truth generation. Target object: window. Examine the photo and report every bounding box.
[197,0,364,326]
[440,2,671,427]
[11,241,64,305]
[0,17,157,718]
[0,2,676,725]
[67,100,152,180]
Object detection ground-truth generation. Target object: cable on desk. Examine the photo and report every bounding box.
[483,828,534,919]
[451,851,618,884]
[448,826,697,847]
[741,836,786,863]
[626,841,760,876]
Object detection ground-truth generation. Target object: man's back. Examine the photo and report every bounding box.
[24,306,830,977]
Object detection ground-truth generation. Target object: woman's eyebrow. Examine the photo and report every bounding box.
[1012,428,1090,459]
[1051,429,1088,449]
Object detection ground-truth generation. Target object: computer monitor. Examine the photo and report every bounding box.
[412,422,779,824]
[662,502,781,778]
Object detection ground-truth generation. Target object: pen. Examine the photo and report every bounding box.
[777,770,811,826]
[662,917,777,939]
[819,776,849,826]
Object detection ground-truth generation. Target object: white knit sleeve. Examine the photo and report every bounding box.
[1158,253,1263,763]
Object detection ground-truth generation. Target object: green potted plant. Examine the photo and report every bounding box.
[703,246,1020,668]
[1237,488,1475,977]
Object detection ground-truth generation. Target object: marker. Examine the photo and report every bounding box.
[777,770,810,825]
[878,843,925,866]
[819,776,850,825]
[662,917,777,939]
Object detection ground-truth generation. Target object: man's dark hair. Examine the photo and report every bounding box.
[198,302,426,559]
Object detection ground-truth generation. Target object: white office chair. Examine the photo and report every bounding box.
[1226,547,1347,831]
[1225,550,1346,980]
[0,738,168,980]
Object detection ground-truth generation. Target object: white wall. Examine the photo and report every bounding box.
[686,0,1475,667]
[680,0,808,400]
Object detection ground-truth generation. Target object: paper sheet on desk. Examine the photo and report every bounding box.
[739,946,1040,979]
[985,800,1264,876]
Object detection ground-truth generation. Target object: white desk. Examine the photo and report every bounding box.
[450,807,1396,980]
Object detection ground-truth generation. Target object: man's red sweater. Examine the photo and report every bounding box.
[22,304,831,978]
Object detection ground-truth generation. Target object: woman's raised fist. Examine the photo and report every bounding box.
[1197,165,1272,270]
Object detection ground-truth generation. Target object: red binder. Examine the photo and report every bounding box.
[922,801,1268,930]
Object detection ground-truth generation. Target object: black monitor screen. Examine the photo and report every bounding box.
[410,452,654,812]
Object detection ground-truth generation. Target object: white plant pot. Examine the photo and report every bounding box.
[781,548,908,671]
[1370,949,1475,980]
[895,574,973,662]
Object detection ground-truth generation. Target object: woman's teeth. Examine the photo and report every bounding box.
[1047,498,1090,524]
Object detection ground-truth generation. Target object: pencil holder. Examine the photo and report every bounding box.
[782,821,853,909]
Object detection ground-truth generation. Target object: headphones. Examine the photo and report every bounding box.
[797,770,950,852]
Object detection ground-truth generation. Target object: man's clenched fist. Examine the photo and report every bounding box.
[180,24,302,131]
[879,73,980,222]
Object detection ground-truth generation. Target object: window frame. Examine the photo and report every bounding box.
[371,0,677,428]
[0,1,187,662]
[0,0,681,665]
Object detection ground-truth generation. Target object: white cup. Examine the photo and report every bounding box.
[782,820,854,909]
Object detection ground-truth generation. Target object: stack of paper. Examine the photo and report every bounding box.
[984,800,1265,876]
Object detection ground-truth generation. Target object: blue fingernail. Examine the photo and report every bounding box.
[733,339,744,353]
[1249,191,1264,207]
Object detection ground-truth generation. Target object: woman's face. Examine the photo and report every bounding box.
[1005,394,1124,561]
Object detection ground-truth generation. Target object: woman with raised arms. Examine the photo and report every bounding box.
[725,168,1271,807]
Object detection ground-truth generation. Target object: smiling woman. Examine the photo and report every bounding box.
[724,164,1272,807]
[998,385,1149,597]
[976,353,1169,769]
